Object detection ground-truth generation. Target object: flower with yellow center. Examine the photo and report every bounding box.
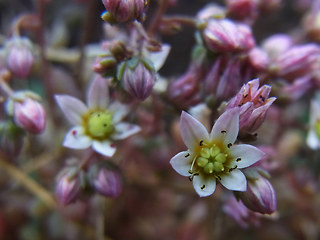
[170,108,264,197]
[55,76,141,157]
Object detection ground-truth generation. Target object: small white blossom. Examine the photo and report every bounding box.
[170,108,264,197]
[55,76,141,157]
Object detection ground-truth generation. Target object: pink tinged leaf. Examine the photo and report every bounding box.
[55,95,88,125]
[180,111,210,150]
[112,122,141,140]
[169,151,192,177]
[193,174,216,197]
[220,169,247,191]
[210,108,239,145]
[109,102,129,123]
[92,140,116,157]
[87,75,109,109]
[229,144,265,168]
[63,126,92,149]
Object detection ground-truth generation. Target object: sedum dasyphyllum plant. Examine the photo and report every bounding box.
[1,0,320,239]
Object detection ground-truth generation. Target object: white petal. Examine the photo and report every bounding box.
[170,151,192,177]
[109,102,129,123]
[147,44,171,71]
[63,126,92,149]
[193,174,216,197]
[220,169,247,191]
[87,76,109,109]
[92,140,116,157]
[229,144,265,168]
[55,95,88,125]
[112,122,141,140]
[307,130,320,150]
[210,108,239,145]
[180,111,210,150]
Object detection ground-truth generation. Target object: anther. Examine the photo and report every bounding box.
[201,185,205,190]
[200,140,204,146]
[227,143,232,148]
[185,153,190,158]
[221,130,227,134]
[259,95,265,102]
[244,94,248,98]
[217,175,221,181]
[188,170,193,174]
[236,158,242,162]
[189,176,193,181]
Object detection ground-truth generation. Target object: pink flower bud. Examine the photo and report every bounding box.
[226,0,259,22]
[262,34,293,59]
[14,98,46,134]
[89,163,123,198]
[248,47,270,71]
[271,44,320,79]
[123,59,156,101]
[5,37,34,78]
[168,66,202,108]
[196,4,226,20]
[101,0,146,23]
[94,169,122,198]
[202,19,255,53]
[56,170,81,205]
[237,177,277,214]
[226,78,276,133]
[222,194,261,228]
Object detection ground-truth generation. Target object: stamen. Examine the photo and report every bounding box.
[201,185,205,190]
[200,140,204,146]
[185,153,190,158]
[216,175,221,181]
[221,130,227,134]
[189,154,198,173]
[259,95,265,102]
[236,158,242,162]
[227,143,232,148]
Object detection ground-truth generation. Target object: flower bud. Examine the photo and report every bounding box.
[101,0,146,23]
[56,169,81,205]
[88,163,123,198]
[92,55,117,75]
[237,177,277,214]
[222,194,261,228]
[168,66,202,108]
[4,37,34,78]
[226,78,276,133]
[123,58,156,101]
[270,44,320,79]
[196,4,226,21]
[262,34,293,59]
[13,98,46,134]
[226,0,259,22]
[201,18,255,53]
[248,47,270,71]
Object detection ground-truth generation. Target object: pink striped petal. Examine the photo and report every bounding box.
[87,76,109,109]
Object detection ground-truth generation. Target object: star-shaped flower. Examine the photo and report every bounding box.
[170,108,264,197]
[55,76,141,157]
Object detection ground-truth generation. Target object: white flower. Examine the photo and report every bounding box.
[170,108,264,197]
[307,97,320,149]
[55,76,141,157]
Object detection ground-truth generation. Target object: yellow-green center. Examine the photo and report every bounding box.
[196,144,227,174]
[86,111,114,138]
